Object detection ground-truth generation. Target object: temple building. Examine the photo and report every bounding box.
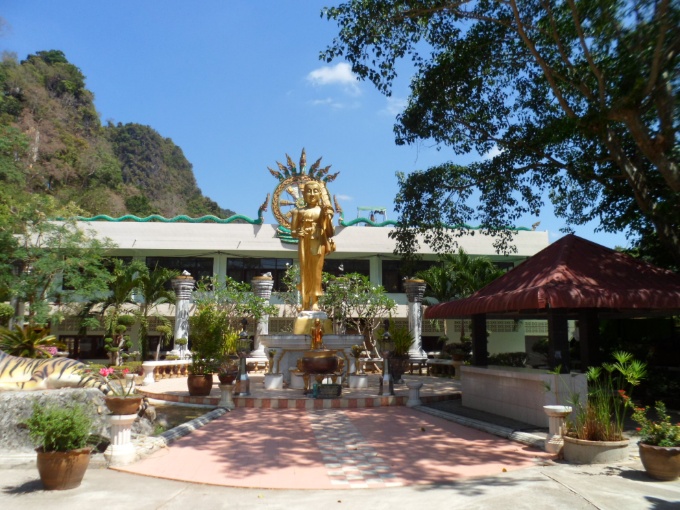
[51,216,549,360]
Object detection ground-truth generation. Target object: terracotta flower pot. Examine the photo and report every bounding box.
[36,447,92,490]
[187,374,214,396]
[218,372,237,385]
[639,442,680,481]
[104,396,143,415]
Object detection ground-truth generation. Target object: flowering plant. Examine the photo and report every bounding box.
[566,351,646,441]
[98,367,137,397]
[632,401,680,447]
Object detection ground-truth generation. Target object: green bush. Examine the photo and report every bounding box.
[0,303,14,327]
[487,352,527,367]
[24,402,93,452]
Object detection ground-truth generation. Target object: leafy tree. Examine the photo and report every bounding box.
[322,1,680,263]
[319,273,397,356]
[0,195,114,327]
[192,276,278,333]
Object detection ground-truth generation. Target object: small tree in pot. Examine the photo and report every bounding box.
[24,401,94,490]
[386,326,414,384]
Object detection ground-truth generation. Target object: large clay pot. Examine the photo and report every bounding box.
[36,447,92,490]
[639,442,680,481]
[563,435,630,464]
[389,356,411,384]
[104,396,143,415]
[300,350,338,374]
[187,374,214,396]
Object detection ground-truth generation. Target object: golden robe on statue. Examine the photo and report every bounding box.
[291,180,335,311]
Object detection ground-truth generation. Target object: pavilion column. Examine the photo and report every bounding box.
[171,273,195,353]
[404,278,427,359]
[548,309,570,373]
[250,275,274,358]
[578,310,600,369]
[471,314,488,366]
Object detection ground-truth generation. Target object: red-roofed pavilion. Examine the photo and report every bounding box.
[424,234,680,371]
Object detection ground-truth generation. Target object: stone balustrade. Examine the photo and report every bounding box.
[141,360,191,386]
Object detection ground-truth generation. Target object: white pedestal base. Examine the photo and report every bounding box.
[105,413,137,466]
[218,384,235,410]
[289,369,305,389]
[406,381,423,407]
[452,360,462,380]
[543,405,572,454]
[264,373,284,390]
[348,374,368,389]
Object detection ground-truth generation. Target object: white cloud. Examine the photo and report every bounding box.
[308,97,361,110]
[381,96,407,116]
[335,194,353,201]
[307,63,360,95]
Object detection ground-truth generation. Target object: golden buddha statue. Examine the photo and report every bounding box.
[290,180,335,311]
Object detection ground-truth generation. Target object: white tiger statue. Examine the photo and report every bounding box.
[0,349,107,392]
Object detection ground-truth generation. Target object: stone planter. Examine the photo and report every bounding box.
[638,443,680,481]
[36,447,92,490]
[563,435,630,464]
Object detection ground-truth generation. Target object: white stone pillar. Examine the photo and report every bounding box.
[405,278,427,359]
[104,414,137,466]
[250,275,274,358]
[171,273,195,353]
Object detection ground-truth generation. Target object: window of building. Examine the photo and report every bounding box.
[381,259,437,293]
[146,257,214,285]
[227,258,293,291]
[323,259,370,278]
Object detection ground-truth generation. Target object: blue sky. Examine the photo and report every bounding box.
[2,1,628,249]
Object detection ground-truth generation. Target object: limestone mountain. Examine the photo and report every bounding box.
[0,50,235,219]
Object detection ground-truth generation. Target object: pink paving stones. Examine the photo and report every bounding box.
[114,405,553,490]
[308,409,403,488]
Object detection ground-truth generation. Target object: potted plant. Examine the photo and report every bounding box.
[97,366,143,415]
[632,401,680,480]
[350,344,364,375]
[216,327,240,384]
[24,401,93,490]
[187,304,224,396]
[388,327,414,384]
[562,351,647,464]
[348,344,368,389]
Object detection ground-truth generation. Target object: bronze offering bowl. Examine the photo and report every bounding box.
[299,349,339,374]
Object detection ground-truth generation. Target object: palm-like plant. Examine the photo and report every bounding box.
[417,248,505,303]
[100,259,145,335]
[0,325,59,358]
[136,265,178,360]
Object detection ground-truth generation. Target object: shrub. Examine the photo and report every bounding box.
[487,352,527,367]
[25,402,93,452]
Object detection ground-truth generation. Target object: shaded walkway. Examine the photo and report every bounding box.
[115,406,553,489]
